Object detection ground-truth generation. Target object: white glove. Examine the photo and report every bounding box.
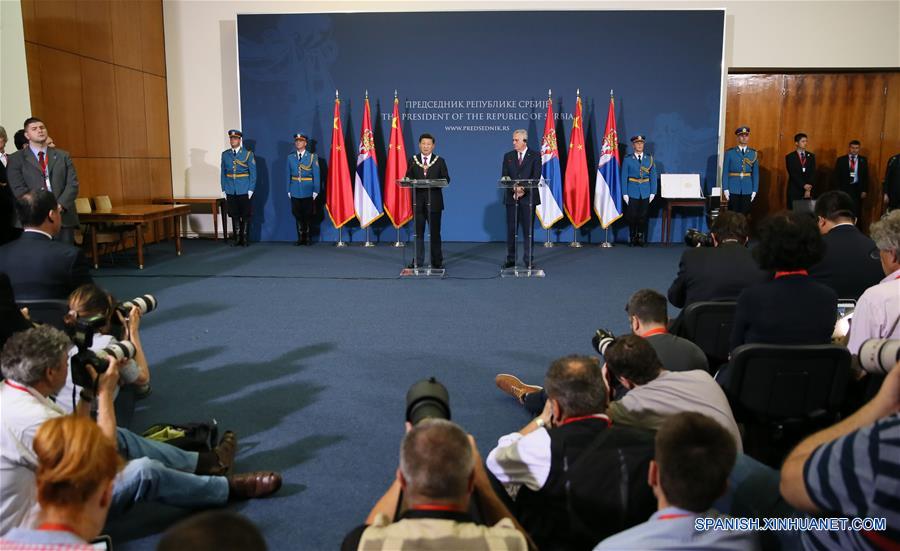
[312,192,318,200]
[288,192,291,198]
[724,190,730,201]
[623,194,630,205]
[221,191,227,198]
[649,194,655,203]
[751,191,757,202]
[248,190,254,199]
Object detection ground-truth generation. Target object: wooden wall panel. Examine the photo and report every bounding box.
[24,42,43,118]
[77,0,114,63]
[143,74,170,158]
[74,158,123,207]
[20,0,36,43]
[139,0,166,77]
[115,66,148,157]
[724,74,784,216]
[149,158,173,201]
[110,0,143,71]
[32,0,79,54]
[120,159,151,204]
[80,58,120,158]
[37,47,86,157]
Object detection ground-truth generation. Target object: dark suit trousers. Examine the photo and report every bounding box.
[506,200,534,265]
[729,194,752,215]
[414,208,442,266]
[839,184,862,215]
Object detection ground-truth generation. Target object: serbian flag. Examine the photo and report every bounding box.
[383,94,412,227]
[564,91,591,228]
[536,93,564,229]
[326,92,356,228]
[354,94,384,228]
[594,95,623,228]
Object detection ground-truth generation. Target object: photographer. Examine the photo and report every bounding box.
[847,210,900,354]
[342,419,530,551]
[667,211,768,310]
[57,284,150,412]
[487,355,656,551]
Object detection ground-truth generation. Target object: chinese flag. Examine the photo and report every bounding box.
[326,93,356,228]
[564,93,591,228]
[383,95,412,227]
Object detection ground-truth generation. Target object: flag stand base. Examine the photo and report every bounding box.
[543,241,555,248]
[600,241,614,248]
[363,241,376,248]
[392,241,406,248]
[335,241,348,248]
[569,241,583,248]
[500,267,545,278]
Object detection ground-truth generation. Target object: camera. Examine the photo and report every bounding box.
[684,228,714,248]
[591,328,616,356]
[858,338,900,375]
[68,315,136,388]
[117,294,158,316]
[406,377,451,425]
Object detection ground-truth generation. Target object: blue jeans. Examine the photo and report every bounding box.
[109,428,229,514]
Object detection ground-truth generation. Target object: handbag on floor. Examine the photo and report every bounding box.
[142,419,218,452]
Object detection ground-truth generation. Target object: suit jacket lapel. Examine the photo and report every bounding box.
[24,148,40,170]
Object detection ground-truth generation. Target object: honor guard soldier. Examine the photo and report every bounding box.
[287,132,320,245]
[722,126,759,215]
[220,129,256,246]
[621,135,658,247]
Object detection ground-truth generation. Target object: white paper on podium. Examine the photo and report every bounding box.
[661,174,703,198]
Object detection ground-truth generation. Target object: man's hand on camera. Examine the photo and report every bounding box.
[601,363,616,402]
[126,305,142,338]
[539,399,554,428]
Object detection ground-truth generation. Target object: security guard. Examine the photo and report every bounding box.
[286,132,320,245]
[620,135,658,247]
[220,129,256,246]
[722,126,758,215]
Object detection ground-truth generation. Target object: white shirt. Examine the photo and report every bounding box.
[0,381,66,535]
[422,155,430,164]
[22,228,53,240]
[847,267,900,354]
[1,152,7,167]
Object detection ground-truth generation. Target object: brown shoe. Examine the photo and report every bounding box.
[228,471,283,500]
[195,431,237,476]
[495,374,542,404]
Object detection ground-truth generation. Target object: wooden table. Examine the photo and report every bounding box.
[80,204,192,269]
[662,199,706,246]
[155,197,228,241]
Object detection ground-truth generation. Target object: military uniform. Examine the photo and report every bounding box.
[220,129,256,246]
[722,126,759,215]
[286,133,320,245]
[620,135,658,246]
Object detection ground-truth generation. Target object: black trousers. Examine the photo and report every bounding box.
[414,208,442,266]
[291,197,314,228]
[506,201,535,265]
[625,198,649,238]
[729,193,752,215]
[226,194,251,218]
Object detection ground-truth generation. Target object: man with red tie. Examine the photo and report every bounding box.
[785,132,816,210]
[7,118,79,244]
[834,140,869,216]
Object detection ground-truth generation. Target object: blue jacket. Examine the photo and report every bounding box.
[620,154,658,198]
[286,150,320,199]
[220,147,257,195]
[722,147,759,195]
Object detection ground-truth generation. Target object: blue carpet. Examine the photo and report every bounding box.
[94,239,685,550]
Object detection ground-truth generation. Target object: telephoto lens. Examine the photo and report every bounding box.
[858,338,900,375]
[70,340,137,387]
[684,228,714,248]
[592,329,616,356]
[117,295,158,315]
[406,377,451,425]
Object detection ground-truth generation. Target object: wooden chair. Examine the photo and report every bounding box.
[86,196,137,263]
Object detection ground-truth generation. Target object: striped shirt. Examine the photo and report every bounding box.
[802,413,900,550]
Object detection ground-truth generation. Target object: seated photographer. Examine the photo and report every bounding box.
[342,419,529,551]
[596,412,759,550]
[0,415,122,549]
[730,211,837,352]
[158,511,267,551]
[603,335,743,452]
[668,211,768,310]
[780,358,900,550]
[847,210,900,354]
[496,289,707,415]
[486,355,656,551]
[0,326,282,536]
[808,190,883,301]
[56,284,150,413]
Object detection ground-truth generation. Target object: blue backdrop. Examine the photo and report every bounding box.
[236,10,724,243]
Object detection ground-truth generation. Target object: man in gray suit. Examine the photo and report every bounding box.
[7,117,79,243]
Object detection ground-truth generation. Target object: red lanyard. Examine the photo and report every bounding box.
[798,151,807,168]
[4,380,30,393]
[642,327,668,337]
[560,414,611,427]
[657,513,691,520]
[850,157,857,171]
[412,504,465,513]
[774,270,808,279]
[37,523,78,534]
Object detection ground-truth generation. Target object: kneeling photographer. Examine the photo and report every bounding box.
[58,284,153,413]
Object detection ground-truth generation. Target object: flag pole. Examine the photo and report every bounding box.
[336,226,347,247]
[392,226,404,247]
[601,227,613,248]
[544,227,553,247]
[364,226,375,247]
[569,226,582,248]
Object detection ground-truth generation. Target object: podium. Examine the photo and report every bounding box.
[398,178,449,278]
[498,177,545,278]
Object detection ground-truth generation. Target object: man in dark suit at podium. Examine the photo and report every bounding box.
[786,132,816,209]
[833,140,869,216]
[501,129,541,269]
[405,134,450,269]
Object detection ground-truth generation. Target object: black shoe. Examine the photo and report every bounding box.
[407,262,419,269]
[502,260,515,269]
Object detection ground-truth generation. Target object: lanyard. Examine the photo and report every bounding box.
[774,270,808,279]
[798,151,807,168]
[37,523,78,535]
[657,513,691,521]
[560,414,611,427]
[4,380,30,394]
[642,327,668,337]
[412,504,466,513]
